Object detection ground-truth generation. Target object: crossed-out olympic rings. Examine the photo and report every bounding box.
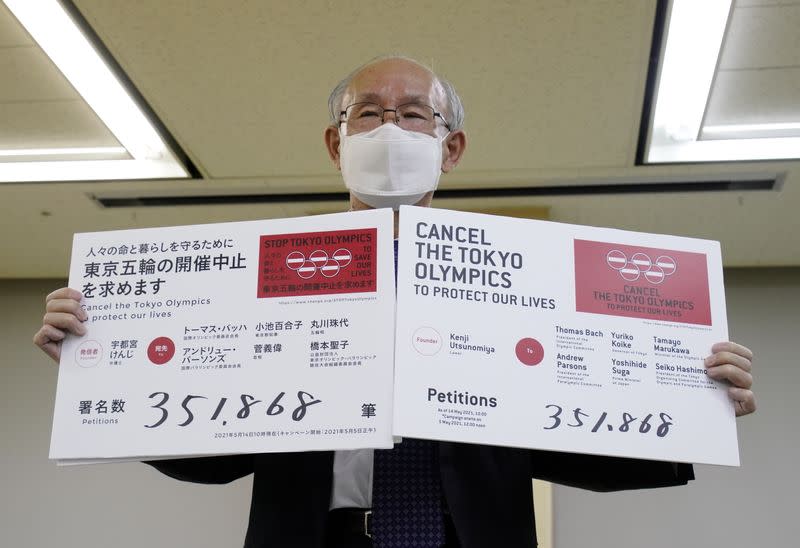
[285,249,353,279]
[606,250,677,285]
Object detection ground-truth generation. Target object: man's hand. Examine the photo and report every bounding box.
[704,341,756,417]
[33,287,86,363]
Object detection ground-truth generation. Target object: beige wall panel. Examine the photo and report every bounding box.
[0,46,79,102]
[73,0,655,178]
[0,2,34,47]
[0,100,120,149]
[533,479,553,548]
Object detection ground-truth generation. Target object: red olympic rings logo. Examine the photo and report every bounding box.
[285,249,353,279]
[606,250,677,285]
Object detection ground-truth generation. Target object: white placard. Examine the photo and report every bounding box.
[50,209,396,462]
[394,206,738,466]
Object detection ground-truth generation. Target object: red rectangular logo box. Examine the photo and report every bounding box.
[258,228,378,298]
[574,239,712,326]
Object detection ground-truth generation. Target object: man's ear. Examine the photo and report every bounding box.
[324,126,342,170]
[441,130,467,173]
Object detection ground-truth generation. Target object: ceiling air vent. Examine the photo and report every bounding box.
[92,175,782,208]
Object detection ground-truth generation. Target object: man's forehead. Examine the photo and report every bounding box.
[350,90,432,105]
[344,59,443,106]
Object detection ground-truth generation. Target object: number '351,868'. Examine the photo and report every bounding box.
[543,404,673,437]
[144,391,322,429]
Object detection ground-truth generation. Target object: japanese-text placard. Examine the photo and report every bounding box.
[50,209,395,462]
[393,206,738,466]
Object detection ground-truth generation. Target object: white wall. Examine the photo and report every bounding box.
[1,270,796,547]
[553,268,800,548]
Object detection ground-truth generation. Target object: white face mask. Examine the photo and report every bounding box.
[340,123,447,210]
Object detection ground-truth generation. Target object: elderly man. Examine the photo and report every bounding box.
[35,56,756,548]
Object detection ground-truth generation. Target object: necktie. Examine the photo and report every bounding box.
[370,240,445,547]
[371,439,445,547]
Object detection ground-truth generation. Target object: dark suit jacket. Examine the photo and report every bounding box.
[147,443,693,547]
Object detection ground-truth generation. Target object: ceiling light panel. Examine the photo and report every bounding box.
[642,0,800,163]
[0,0,190,182]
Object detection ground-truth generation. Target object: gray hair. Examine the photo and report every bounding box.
[327,55,465,131]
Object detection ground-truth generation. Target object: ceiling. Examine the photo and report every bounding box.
[0,0,798,278]
[0,2,122,155]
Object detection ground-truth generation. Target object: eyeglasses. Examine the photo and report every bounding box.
[340,102,451,133]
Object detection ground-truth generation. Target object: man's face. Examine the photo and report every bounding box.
[323,58,466,212]
[341,58,447,139]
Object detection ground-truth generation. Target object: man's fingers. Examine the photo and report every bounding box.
[46,287,83,303]
[35,324,67,344]
[705,342,757,416]
[34,288,85,363]
[710,341,753,361]
[705,341,754,388]
[33,324,66,362]
[705,363,753,389]
[41,343,60,362]
[46,297,88,320]
[704,350,752,373]
[729,387,757,417]
[43,312,87,336]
